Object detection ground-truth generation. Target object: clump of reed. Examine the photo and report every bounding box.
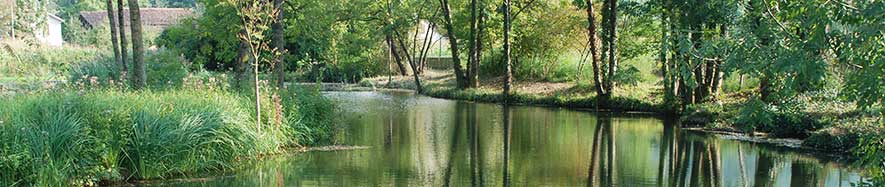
[0,86,334,186]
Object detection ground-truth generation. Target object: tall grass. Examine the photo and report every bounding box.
[0,87,335,186]
[0,41,108,82]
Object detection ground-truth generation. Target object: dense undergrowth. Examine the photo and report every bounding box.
[0,85,334,186]
[0,43,336,186]
[1,42,108,83]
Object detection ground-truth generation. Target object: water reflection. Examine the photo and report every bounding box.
[149,91,866,187]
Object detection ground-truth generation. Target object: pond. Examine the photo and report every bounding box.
[149,91,867,186]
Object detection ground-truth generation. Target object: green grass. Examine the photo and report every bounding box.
[1,42,108,83]
[0,86,335,186]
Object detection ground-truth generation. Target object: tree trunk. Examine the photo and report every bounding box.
[418,22,434,74]
[585,0,606,98]
[660,7,673,102]
[396,32,423,93]
[603,0,618,98]
[710,24,727,99]
[117,0,128,73]
[272,0,285,88]
[386,34,408,75]
[760,76,771,102]
[105,0,122,72]
[235,29,249,88]
[439,0,467,89]
[467,0,479,88]
[502,0,513,99]
[475,7,485,88]
[128,0,146,89]
[691,24,704,103]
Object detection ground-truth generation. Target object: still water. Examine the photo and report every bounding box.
[153,91,866,186]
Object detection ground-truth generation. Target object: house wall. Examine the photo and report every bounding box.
[45,17,62,46]
[35,15,63,46]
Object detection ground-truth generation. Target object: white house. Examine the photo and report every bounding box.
[35,13,64,46]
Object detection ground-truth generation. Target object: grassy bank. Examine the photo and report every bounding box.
[0,85,334,186]
[0,41,338,185]
[1,41,108,83]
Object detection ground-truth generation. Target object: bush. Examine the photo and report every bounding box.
[733,98,825,138]
[734,99,775,132]
[855,131,885,186]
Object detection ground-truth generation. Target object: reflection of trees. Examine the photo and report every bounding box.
[467,103,483,186]
[443,102,466,187]
[502,104,512,187]
[587,115,616,186]
[657,130,723,187]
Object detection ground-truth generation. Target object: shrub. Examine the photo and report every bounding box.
[734,99,775,132]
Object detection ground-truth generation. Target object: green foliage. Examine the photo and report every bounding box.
[733,99,775,132]
[144,49,189,88]
[68,49,188,88]
[157,0,387,82]
[0,87,335,185]
[280,86,336,145]
[856,131,885,186]
[0,42,108,82]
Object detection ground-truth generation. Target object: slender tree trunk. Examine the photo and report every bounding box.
[660,12,673,102]
[128,0,146,89]
[272,0,285,88]
[418,22,434,74]
[603,0,618,98]
[585,0,606,98]
[117,0,128,73]
[253,52,261,133]
[502,0,513,99]
[105,0,122,72]
[439,0,467,89]
[9,1,14,39]
[710,24,727,99]
[475,8,485,88]
[396,32,423,93]
[702,25,716,102]
[386,34,408,75]
[691,24,704,103]
[467,0,479,88]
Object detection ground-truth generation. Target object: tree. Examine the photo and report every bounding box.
[439,0,467,89]
[105,0,123,72]
[128,0,146,89]
[467,0,480,88]
[271,0,285,88]
[502,0,513,98]
[235,0,277,132]
[602,0,617,99]
[117,0,129,73]
[582,0,606,99]
[396,31,424,93]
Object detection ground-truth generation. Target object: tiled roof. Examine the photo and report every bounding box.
[79,8,193,28]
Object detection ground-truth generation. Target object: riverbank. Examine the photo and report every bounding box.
[357,71,881,156]
[0,86,336,186]
[359,70,669,114]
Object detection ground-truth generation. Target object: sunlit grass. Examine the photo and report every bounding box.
[0,85,335,186]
